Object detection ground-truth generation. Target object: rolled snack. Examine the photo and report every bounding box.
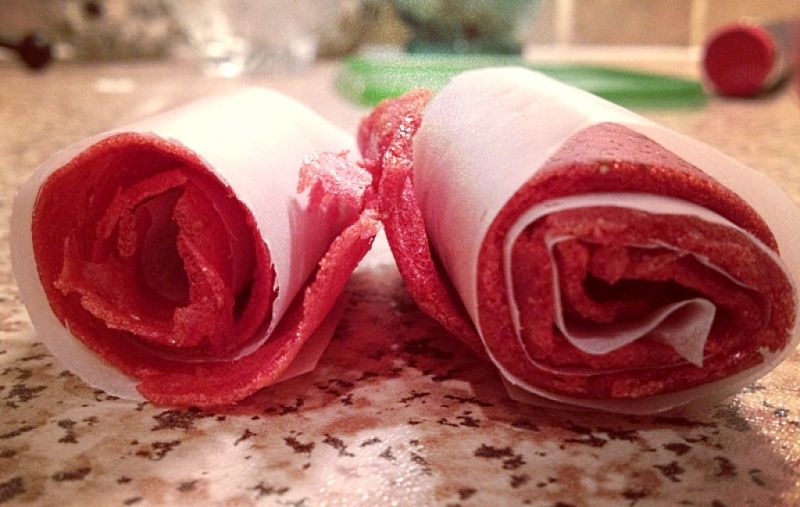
[359,68,799,414]
[12,88,380,407]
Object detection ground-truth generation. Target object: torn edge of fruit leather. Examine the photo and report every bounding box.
[11,88,378,406]
[410,67,800,414]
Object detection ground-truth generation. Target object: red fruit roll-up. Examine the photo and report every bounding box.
[12,88,380,407]
[359,68,800,414]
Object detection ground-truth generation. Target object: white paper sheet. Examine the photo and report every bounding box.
[412,68,800,413]
[11,88,356,400]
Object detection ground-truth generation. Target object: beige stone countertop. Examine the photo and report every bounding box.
[1,59,800,507]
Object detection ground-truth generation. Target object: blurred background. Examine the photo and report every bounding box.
[1,0,797,64]
[1,0,798,106]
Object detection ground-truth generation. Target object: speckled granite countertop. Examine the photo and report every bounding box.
[1,60,800,507]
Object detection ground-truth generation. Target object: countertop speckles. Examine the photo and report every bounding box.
[1,61,800,507]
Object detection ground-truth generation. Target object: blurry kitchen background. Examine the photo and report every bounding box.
[0,0,797,64]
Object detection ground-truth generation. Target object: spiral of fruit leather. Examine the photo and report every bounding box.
[12,88,379,407]
[359,68,799,413]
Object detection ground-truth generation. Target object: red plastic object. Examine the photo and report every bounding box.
[703,23,778,97]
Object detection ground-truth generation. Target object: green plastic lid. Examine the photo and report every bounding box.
[336,54,707,109]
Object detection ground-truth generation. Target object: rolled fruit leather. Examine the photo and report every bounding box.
[358,67,800,414]
[11,88,380,407]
